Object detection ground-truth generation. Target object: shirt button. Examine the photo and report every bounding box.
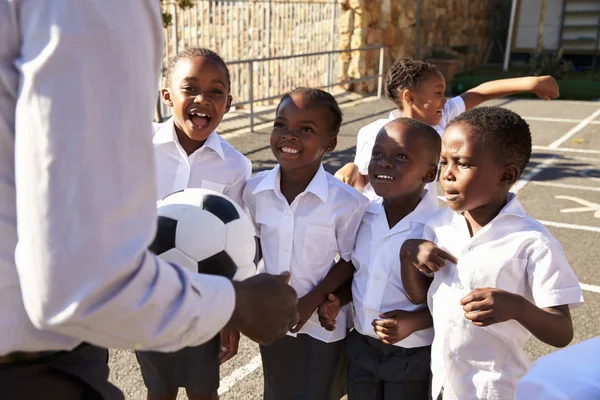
[457,283,464,290]
[374,274,380,281]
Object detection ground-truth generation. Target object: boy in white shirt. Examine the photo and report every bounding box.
[243,88,369,400]
[401,107,584,400]
[138,47,251,400]
[335,58,560,199]
[318,118,442,399]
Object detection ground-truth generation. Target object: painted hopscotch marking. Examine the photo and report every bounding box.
[218,354,262,395]
[532,181,600,193]
[512,157,559,194]
[548,108,600,149]
[555,196,600,218]
[539,220,600,233]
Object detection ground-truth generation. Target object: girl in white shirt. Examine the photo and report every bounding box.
[243,88,369,400]
[335,58,560,199]
[401,107,583,400]
[137,47,250,400]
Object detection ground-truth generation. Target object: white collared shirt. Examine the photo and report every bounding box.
[353,97,466,199]
[351,189,438,348]
[0,0,235,355]
[243,164,369,342]
[153,118,251,205]
[424,194,584,400]
[515,337,600,400]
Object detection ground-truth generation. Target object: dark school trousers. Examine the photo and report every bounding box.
[260,333,347,400]
[346,329,431,400]
[0,343,122,400]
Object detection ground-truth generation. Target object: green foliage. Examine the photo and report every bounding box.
[526,48,573,80]
[160,0,195,27]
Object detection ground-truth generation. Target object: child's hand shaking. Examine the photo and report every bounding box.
[461,288,522,326]
[317,293,341,331]
[401,239,458,275]
[372,310,420,345]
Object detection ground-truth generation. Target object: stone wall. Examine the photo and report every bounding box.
[339,0,499,92]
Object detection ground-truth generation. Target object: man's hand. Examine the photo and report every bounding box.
[219,327,240,364]
[290,290,325,333]
[334,163,359,186]
[532,76,559,100]
[401,239,458,275]
[461,288,523,327]
[317,293,341,331]
[372,310,421,345]
[228,272,299,345]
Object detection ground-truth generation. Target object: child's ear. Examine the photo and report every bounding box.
[423,164,438,184]
[161,88,173,107]
[224,94,233,114]
[325,136,337,153]
[501,164,521,186]
[401,89,414,105]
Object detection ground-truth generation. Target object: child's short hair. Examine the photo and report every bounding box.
[388,117,441,162]
[448,107,532,172]
[276,88,343,136]
[384,59,438,109]
[164,47,230,90]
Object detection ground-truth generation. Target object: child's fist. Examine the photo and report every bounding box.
[533,76,559,100]
[334,163,359,186]
[317,293,341,331]
[401,239,458,275]
[372,310,418,345]
[461,288,523,326]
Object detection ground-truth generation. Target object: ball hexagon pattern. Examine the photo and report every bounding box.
[149,188,258,281]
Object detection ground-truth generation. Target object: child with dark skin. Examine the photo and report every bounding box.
[400,107,583,400]
[243,88,369,400]
[318,118,442,399]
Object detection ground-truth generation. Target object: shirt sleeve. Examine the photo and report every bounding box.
[242,181,260,237]
[12,0,235,351]
[336,195,369,261]
[224,156,252,208]
[354,125,377,175]
[526,239,584,309]
[438,96,466,130]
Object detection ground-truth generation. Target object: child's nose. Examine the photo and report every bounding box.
[193,93,209,103]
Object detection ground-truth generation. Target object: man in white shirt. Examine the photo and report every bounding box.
[0,1,298,398]
[515,336,600,400]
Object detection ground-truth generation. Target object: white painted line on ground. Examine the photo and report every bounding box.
[531,181,600,192]
[590,121,600,125]
[581,283,600,294]
[532,146,600,155]
[512,157,558,194]
[524,116,582,123]
[539,220,600,233]
[218,354,262,395]
[548,108,600,149]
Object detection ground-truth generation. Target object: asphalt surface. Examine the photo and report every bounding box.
[108,95,600,399]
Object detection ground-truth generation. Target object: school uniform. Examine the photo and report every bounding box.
[424,193,584,400]
[243,164,369,400]
[152,117,252,205]
[348,189,437,400]
[353,97,465,199]
[136,118,251,396]
[515,336,600,400]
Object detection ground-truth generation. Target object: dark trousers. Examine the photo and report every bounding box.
[346,330,431,400]
[260,333,347,400]
[0,344,122,400]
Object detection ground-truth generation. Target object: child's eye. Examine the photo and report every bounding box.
[439,160,448,166]
[182,87,195,92]
[396,153,408,160]
[300,126,314,133]
[371,151,382,157]
[457,162,470,168]
[210,89,224,95]
[273,122,285,128]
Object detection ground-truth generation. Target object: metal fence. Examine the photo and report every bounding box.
[159,0,345,123]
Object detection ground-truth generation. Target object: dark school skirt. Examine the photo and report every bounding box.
[259,333,347,400]
[135,334,220,396]
[0,343,122,400]
[345,329,431,400]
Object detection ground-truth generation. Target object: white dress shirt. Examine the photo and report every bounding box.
[353,97,465,199]
[243,164,369,343]
[0,0,235,355]
[351,189,438,348]
[424,194,584,400]
[515,337,600,400]
[154,118,251,205]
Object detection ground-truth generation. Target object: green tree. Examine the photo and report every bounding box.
[160,0,195,27]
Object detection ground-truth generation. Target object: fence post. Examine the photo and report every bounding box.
[249,61,254,132]
[414,0,421,59]
[172,2,179,55]
[377,46,384,98]
[266,0,272,99]
[327,0,337,88]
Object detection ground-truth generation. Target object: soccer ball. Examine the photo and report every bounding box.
[149,188,258,281]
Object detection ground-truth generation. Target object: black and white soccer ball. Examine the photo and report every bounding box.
[149,188,258,281]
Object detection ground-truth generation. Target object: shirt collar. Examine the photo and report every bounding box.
[369,188,438,233]
[253,164,329,203]
[389,110,402,120]
[152,117,225,160]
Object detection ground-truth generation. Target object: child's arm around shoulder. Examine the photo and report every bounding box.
[460,75,559,111]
